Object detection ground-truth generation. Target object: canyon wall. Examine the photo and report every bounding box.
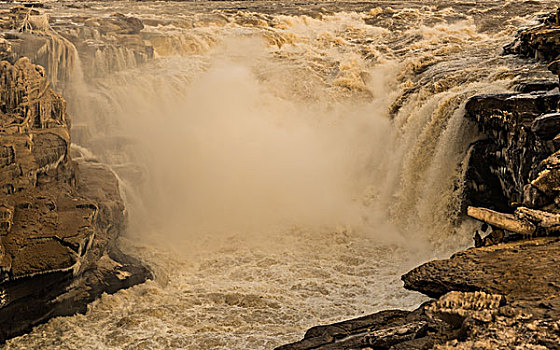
[0,7,151,342]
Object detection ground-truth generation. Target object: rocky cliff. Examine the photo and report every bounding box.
[463,11,560,242]
[0,7,151,342]
[277,8,560,350]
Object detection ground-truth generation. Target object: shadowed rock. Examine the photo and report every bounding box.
[504,23,560,61]
[0,56,150,342]
[463,92,559,210]
[532,113,560,140]
[514,79,558,93]
[275,308,442,350]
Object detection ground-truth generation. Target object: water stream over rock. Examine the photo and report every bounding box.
[4,1,558,349]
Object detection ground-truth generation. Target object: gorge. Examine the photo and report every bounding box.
[0,1,559,349]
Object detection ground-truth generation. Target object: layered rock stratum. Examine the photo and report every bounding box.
[0,6,151,342]
[278,7,560,350]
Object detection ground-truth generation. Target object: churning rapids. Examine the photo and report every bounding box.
[4,1,558,349]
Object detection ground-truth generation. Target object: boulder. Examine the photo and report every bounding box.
[531,112,560,140]
[402,236,560,304]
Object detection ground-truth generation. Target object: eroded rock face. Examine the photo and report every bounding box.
[51,12,153,81]
[0,56,72,187]
[0,7,78,90]
[503,9,560,62]
[0,8,164,341]
[463,91,559,211]
[504,26,560,61]
[0,7,153,89]
[0,57,76,282]
[402,238,560,349]
[277,289,557,350]
[0,55,150,342]
[463,8,560,217]
[428,290,560,350]
[531,112,560,140]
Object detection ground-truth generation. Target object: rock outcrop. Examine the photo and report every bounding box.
[504,8,560,62]
[0,7,154,89]
[51,12,154,81]
[0,7,78,89]
[0,31,150,343]
[403,237,560,302]
[462,91,560,212]
[462,8,560,231]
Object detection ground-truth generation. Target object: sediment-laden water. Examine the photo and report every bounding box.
[4,1,557,349]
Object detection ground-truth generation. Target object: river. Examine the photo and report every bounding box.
[4,1,557,349]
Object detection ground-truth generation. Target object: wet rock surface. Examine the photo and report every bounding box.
[403,237,560,302]
[0,6,154,87]
[462,7,560,214]
[0,9,151,343]
[52,12,153,81]
[279,270,560,350]
[504,8,560,62]
[0,161,151,342]
[463,91,559,210]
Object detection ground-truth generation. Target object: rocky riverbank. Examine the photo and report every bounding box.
[277,8,560,350]
[0,7,152,342]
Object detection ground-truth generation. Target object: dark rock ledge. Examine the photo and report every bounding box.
[0,7,152,343]
[277,238,560,349]
[277,9,560,350]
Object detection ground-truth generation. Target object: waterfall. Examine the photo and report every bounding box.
[5,3,543,349]
[61,11,519,255]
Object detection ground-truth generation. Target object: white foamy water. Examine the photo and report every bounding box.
[5,1,557,349]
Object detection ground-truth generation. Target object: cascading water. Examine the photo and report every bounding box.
[5,1,556,349]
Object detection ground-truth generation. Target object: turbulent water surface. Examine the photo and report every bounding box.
[5,1,559,349]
